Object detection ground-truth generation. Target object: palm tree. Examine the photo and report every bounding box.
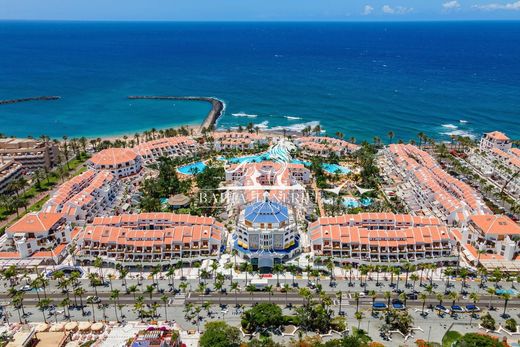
[501,293,511,318]
[86,296,97,322]
[265,285,274,303]
[161,294,169,322]
[354,292,361,313]
[487,287,496,309]
[110,289,121,322]
[36,297,51,323]
[354,311,364,330]
[369,290,377,315]
[273,263,284,287]
[231,282,239,307]
[388,131,395,144]
[145,285,155,300]
[420,293,427,316]
[469,292,479,325]
[282,283,291,307]
[128,284,139,300]
[74,287,86,315]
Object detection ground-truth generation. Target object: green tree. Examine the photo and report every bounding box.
[200,321,241,347]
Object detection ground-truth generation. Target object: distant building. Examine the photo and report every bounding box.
[0,159,23,193]
[0,138,59,171]
[309,213,456,265]
[76,213,224,268]
[43,169,120,225]
[294,136,359,158]
[4,212,74,263]
[479,131,512,152]
[234,198,301,269]
[88,148,142,178]
[213,132,268,151]
[383,144,489,224]
[455,215,520,269]
[133,136,200,164]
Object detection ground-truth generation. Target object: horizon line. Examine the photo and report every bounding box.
[1,19,520,23]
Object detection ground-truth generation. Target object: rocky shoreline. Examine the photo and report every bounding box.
[127,95,225,132]
[0,96,61,105]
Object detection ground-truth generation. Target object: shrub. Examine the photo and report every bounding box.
[480,313,496,331]
[505,318,517,332]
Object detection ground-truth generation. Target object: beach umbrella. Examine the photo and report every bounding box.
[65,322,79,331]
[35,323,49,332]
[49,322,65,332]
[78,321,92,332]
[90,322,104,333]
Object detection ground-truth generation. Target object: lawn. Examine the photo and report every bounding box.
[442,330,462,347]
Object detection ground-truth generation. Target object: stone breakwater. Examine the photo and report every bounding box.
[127,96,225,131]
[0,96,61,105]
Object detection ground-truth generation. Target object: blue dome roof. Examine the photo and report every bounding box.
[244,199,289,224]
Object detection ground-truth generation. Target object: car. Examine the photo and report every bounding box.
[435,305,450,314]
[466,304,480,312]
[451,305,465,313]
[406,292,418,300]
[87,296,101,304]
[19,285,32,292]
[392,299,406,310]
[372,301,388,310]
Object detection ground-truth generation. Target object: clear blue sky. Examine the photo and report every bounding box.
[1,0,520,21]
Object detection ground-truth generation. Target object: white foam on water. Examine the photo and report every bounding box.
[441,129,475,139]
[284,116,302,120]
[270,121,321,132]
[441,124,458,129]
[232,112,257,118]
[459,120,468,123]
[254,121,269,129]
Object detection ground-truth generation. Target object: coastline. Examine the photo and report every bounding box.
[127,95,225,132]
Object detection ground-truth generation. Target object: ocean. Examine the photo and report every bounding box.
[0,21,519,141]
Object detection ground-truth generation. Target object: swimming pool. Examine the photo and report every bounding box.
[177,161,207,175]
[322,163,351,174]
[343,197,373,208]
[290,159,311,166]
[219,153,272,164]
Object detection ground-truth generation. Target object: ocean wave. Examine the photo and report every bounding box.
[254,121,269,129]
[232,112,257,118]
[441,124,458,129]
[284,116,302,120]
[459,120,468,123]
[270,121,321,132]
[441,130,475,139]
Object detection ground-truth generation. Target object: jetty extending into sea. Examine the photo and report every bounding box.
[127,96,224,131]
[0,96,61,105]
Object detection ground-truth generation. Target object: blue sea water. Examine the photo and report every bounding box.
[0,21,519,140]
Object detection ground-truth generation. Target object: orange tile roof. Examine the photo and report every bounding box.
[7,212,64,234]
[470,214,520,236]
[485,131,510,141]
[90,148,139,167]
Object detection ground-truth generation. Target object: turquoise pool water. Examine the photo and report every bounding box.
[177,161,207,175]
[343,197,373,208]
[291,159,311,166]
[323,163,351,174]
[219,153,272,164]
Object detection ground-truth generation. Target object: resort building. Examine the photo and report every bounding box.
[382,144,489,224]
[225,161,310,205]
[133,136,200,164]
[294,136,359,158]
[234,198,301,269]
[454,214,520,271]
[88,147,143,178]
[42,169,120,225]
[0,138,59,171]
[469,131,520,198]
[3,212,74,264]
[126,328,180,347]
[213,132,268,151]
[0,159,23,193]
[75,213,224,268]
[309,213,456,265]
[479,131,512,152]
